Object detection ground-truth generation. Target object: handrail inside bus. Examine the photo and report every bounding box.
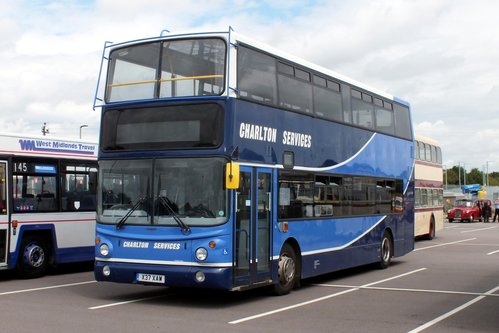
[107,74,224,88]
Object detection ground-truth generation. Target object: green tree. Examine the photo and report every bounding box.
[447,165,469,185]
[467,168,483,184]
[443,165,493,186]
[445,167,458,185]
[487,172,499,186]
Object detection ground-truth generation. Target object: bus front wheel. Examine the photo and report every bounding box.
[17,236,48,278]
[273,243,297,296]
[378,231,393,269]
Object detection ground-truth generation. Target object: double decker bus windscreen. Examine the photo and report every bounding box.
[106,38,226,102]
[98,158,227,227]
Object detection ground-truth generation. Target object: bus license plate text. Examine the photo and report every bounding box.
[136,273,165,284]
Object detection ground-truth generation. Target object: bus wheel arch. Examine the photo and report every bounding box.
[272,240,301,296]
[378,229,393,269]
[17,230,54,278]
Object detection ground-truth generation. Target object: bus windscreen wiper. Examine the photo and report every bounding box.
[157,196,191,234]
[116,197,146,230]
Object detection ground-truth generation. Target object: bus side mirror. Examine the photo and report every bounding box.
[226,162,240,189]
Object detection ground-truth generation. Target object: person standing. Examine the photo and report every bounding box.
[483,202,492,223]
[476,200,483,221]
[493,199,499,222]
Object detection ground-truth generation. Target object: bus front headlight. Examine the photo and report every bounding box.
[195,247,208,261]
[100,243,110,257]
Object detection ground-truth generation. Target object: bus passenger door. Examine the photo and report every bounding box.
[234,167,272,287]
[0,161,8,267]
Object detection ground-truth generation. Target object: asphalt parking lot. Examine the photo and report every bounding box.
[1,221,498,333]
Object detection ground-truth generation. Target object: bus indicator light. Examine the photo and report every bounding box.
[278,222,288,233]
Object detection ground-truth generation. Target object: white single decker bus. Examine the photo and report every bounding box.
[0,133,98,277]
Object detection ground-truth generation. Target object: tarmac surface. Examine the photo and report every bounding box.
[1,220,498,332]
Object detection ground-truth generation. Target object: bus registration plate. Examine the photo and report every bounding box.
[136,273,165,284]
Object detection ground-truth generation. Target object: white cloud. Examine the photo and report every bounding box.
[1,0,499,171]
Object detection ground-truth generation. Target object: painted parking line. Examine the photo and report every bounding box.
[461,225,499,233]
[413,238,476,252]
[0,280,96,296]
[228,268,427,325]
[313,284,499,298]
[487,249,499,256]
[89,294,167,310]
[444,225,460,229]
[407,285,499,333]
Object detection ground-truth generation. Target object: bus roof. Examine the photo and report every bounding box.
[415,134,440,147]
[232,31,408,106]
[0,132,98,159]
[104,29,410,107]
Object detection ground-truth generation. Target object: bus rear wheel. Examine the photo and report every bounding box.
[426,217,436,240]
[17,236,48,279]
[273,243,297,296]
[378,231,393,269]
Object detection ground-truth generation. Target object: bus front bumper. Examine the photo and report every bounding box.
[94,260,233,290]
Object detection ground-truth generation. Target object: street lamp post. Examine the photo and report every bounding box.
[41,122,50,136]
[486,161,493,187]
[443,165,448,191]
[445,167,448,191]
[458,162,461,189]
[79,125,88,139]
[463,163,466,186]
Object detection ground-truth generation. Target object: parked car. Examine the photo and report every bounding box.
[447,199,483,223]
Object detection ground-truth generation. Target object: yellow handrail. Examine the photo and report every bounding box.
[160,74,223,83]
[108,74,223,88]
[108,79,156,88]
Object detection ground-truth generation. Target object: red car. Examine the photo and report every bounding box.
[447,199,482,223]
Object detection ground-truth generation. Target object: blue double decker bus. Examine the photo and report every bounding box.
[93,29,414,295]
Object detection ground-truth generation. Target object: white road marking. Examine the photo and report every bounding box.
[0,280,96,296]
[487,249,499,255]
[413,238,476,251]
[406,285,499,333]
[461,225,499,233]
[313,284,499,298]
[228,268,427,325]
[89,294,167,310]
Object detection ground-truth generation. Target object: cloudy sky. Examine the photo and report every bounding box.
[1,0,498,172]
